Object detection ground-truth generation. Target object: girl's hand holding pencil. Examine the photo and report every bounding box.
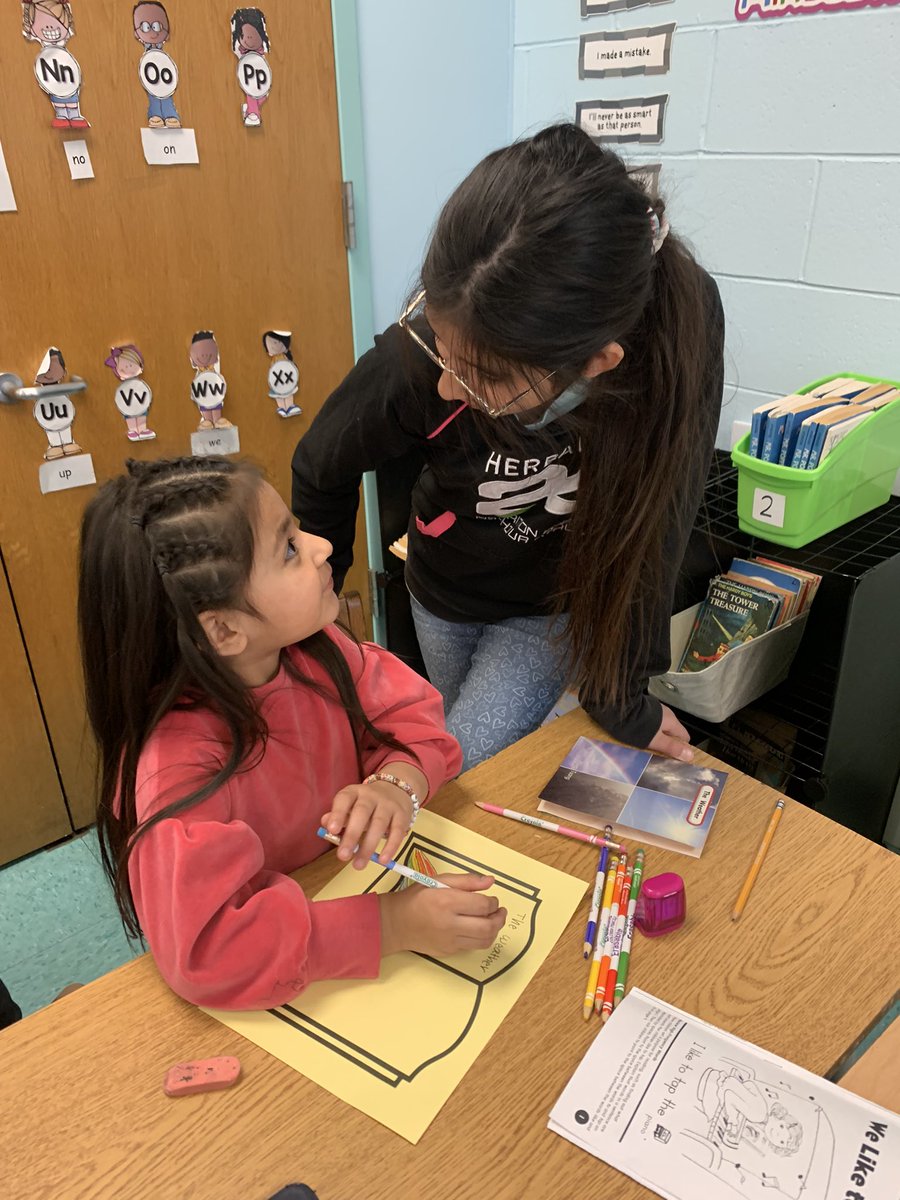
[323,763,429,870]
[379,874,508,958]
[316,828,507,958]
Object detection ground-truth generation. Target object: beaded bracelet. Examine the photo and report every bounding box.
[363,772,422,827]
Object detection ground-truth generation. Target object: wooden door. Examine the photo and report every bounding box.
[0,555,72,865]
[0,0,367,840]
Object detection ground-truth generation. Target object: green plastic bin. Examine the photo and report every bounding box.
[732,372,900,548]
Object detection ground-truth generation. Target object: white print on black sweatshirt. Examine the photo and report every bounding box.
[475,445,579,531]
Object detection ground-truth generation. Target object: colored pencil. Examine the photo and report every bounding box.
[731,799,785,921]
[475,802,622,851]
[600,863,633,1022]
[583,833,612,956]
[582,853,618,1020]
[612,848,645,1013]
[593,852,628,1014]
[316,828,450,890]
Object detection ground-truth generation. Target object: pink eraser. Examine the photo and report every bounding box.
[163,1055,242,1097]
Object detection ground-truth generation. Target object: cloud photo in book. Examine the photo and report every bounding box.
[540,770,632,825]
[553,738,653,786]
[617,787,713,854]
[639,758,724,804]
[538,737,729,857]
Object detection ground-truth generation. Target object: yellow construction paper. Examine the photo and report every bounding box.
[206,809,587,1142]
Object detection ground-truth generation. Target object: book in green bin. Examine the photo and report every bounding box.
[538,737,728,857]
[678,577,781,673]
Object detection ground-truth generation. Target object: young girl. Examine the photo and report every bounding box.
[231,7,270,127]
[79,456,504,1011]
[263,329,301,418]
[293,123,725,771]
[104,344,155,442]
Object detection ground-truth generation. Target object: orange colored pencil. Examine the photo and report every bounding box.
[600,863,633,1023]
[593,852,628,1013]
[582,854,618,1021]
[731,799,785,921]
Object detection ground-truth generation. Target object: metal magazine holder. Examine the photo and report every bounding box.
[649,605,809,725]
[661,451,900,844]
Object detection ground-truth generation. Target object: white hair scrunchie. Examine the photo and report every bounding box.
[648,207,670,255]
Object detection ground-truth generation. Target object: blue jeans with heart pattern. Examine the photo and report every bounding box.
[409,594,570,773]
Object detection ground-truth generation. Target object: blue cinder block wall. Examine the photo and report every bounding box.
[512,1,900,450]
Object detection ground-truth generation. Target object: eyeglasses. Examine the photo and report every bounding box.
[139,21,164,33]
[398,290,555,418]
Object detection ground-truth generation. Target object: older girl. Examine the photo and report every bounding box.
[293,124,725,770]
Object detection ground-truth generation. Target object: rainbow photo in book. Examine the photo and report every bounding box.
[538,737,728,857]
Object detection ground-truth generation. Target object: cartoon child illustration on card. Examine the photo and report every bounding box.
[105,345,155,442]
[263,330,301,418]
[22,2,89,128]
[133,2,181,129]
[189,331,231,430]
[231,8,271,127]
[32,347,82,460]
[680,1061,832,1200]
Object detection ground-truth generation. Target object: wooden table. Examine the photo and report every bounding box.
[835,1001,900,1112]
[3,709,899,1200]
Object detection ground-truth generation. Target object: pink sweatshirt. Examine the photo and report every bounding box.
[128,627,462,1010]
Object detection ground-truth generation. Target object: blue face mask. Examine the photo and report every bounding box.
[519,378,590,430]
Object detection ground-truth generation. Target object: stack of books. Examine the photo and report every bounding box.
[749,377,899,469]
[678,558,820,675]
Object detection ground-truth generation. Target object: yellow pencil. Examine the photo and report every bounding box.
[731,799,785,921]
[582,854,618,1020]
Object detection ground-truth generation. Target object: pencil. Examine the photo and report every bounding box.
[475,802,622,851]
[612,848,645,1012]
[593,852,628,1014]
[731,799,785,921]
[583,837,611,957]
[600,863,633,1022]
[316,828,450,890]
[582,952,602,1022]
[582,854,618,1020]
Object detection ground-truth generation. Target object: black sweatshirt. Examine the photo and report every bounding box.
[292,273,724,747]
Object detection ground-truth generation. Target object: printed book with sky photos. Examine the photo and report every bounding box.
[538,737,728,857]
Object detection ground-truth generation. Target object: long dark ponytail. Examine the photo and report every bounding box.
[79,456,408,938]
[421,122,721,708]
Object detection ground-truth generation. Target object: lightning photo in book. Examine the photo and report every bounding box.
[539,736,728,856]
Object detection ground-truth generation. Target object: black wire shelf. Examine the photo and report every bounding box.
[677,452,900,804]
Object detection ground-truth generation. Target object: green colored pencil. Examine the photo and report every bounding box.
[613,848,645,1009]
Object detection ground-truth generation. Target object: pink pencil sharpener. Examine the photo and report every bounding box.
[634,872,686,938]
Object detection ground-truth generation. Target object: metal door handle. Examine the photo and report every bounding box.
[0,372,88,405]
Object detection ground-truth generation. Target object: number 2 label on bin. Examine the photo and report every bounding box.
[752,487,786,527]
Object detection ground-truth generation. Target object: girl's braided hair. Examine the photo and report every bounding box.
[80,456,409,938]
